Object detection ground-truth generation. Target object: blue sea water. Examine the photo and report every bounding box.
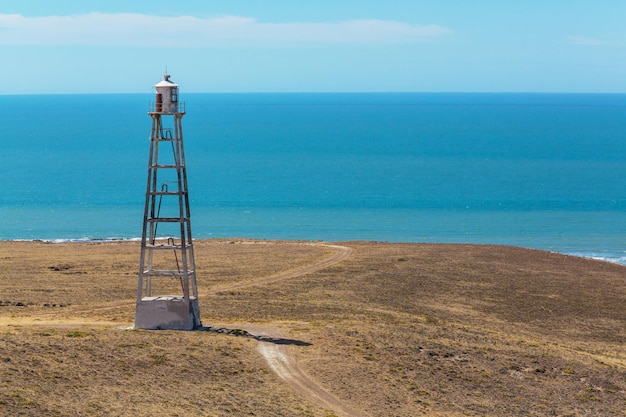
[2,92,626,263]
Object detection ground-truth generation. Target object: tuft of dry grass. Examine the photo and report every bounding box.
[1,240,625,416]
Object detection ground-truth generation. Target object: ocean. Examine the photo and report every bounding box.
[2,92,626,263]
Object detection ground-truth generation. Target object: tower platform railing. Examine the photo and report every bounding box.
[148,101,186,114]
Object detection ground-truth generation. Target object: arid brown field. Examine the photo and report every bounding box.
[1,240,625,416]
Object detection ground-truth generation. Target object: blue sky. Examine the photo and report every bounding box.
[2,1,626,94]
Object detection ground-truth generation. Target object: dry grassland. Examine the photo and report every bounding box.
[0,239,625,416]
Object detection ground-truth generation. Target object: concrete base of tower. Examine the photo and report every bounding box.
[134,296,201,330]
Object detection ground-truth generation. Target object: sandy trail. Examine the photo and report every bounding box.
[249,325,364,417]
[205,243,353,294]
[219,243,363,417]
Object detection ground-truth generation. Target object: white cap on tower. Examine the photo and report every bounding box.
[155,74,179,89]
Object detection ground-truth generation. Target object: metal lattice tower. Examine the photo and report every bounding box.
[134,74,201,330]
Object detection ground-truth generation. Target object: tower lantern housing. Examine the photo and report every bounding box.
[154,74,180,114]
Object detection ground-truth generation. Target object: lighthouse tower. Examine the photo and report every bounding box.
[134,74,201,330]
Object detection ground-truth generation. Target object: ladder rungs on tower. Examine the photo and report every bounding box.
[146,217,188,223]
[151,164,182,169]
[145,243,192,250]
[142,270,195,278]
[149,191,186,196]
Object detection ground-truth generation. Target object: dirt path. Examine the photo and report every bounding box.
[211,243,363,417]
[249,325,365,417]
[205,243,353,294]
